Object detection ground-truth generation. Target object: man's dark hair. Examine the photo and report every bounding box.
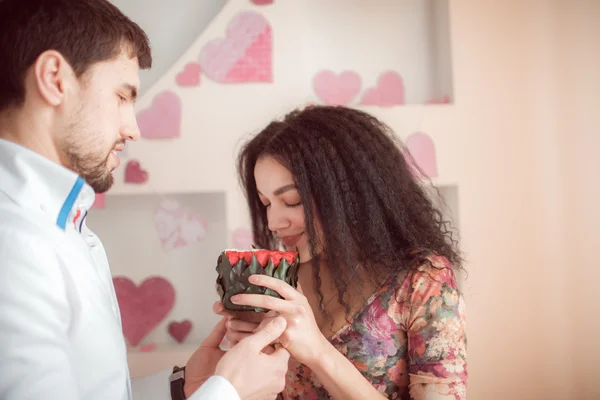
[0,0,152,111]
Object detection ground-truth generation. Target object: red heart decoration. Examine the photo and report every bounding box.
[168,320,193,343]
[113,276,175,347]
[124,160,148,184]
[251,0,274,4]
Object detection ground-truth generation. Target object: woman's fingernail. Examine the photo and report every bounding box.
[249,275,259,283]
[231,296,240,304]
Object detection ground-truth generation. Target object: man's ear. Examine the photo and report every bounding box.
[32,50,77,107]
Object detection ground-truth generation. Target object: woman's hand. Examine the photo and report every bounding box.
[230,275,330,367]
[212,301,266,347]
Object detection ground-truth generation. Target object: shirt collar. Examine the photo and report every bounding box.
[0,138,96,231]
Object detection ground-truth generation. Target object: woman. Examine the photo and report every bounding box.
[215,105,467,399]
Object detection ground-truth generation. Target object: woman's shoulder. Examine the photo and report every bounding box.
[395,250,458,285]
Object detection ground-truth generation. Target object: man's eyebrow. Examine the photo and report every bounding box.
[121,83,138,102]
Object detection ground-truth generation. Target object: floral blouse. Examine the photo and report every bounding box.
[281,254,467,399]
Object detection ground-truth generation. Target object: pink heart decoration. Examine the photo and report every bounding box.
[313,70,362,106]
[153,199,207,252]
[136,91,182,139]
[404,132,438,179]
[425,95,451,105]
[139,343,157,352]
[168,320,193,343]
[113,276,176,347]
[359,71,405,107]
[251,0,273,4]
[92,193,105,209]
[176,63,201,87]
[199,11,272,83]
[232,228,253,249]
[124,160,148,184]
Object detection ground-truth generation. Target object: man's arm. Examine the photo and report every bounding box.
[0,229,79,399]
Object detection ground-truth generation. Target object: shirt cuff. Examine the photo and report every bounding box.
[188,376,240,400]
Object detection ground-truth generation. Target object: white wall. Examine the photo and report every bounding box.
[91,0,600,398]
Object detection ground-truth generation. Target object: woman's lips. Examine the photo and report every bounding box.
[280,233,303,247]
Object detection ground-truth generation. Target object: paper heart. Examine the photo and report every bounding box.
[92,193,105,209]
[137,91,182,139]
[124,160,148,184]
[139,343,157,352]
[425,95,450,105]
[232,228,253,249]
[199,11,272,83]
[359,71,405,107]
[176,62,201,87]
[113,276,176,347]
[251,0,274,4]
[405,132,438,179]
[153,199,207,252]
[313,70,362,106]
[168,320,192,343]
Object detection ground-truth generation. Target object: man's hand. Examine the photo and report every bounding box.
[215,316,290,399]
[184,316,290,399]
[183,317,228,397]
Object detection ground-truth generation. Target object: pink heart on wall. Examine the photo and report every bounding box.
[359,71,405,107]
[113,276,176,347]
[124,160,148,184]
[136,91,182,139]
[176,63,201,87]
[251,0,273,5]
[199,11,272,83]
[168,320,192,343]
[153,199,207,252]
[313,70,362,106]
[92,193,105,209]
[405,132,438,179]
[425,95,450,105]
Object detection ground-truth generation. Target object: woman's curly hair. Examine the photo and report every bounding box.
[238,105,463,318]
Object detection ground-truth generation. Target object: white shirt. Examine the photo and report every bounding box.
[0,139,239,400]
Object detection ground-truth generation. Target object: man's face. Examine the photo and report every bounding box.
[59,50,141,193]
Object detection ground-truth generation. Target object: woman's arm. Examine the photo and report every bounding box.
[400,258,468,399]
[306,339,387,400]
[230,275,387,400]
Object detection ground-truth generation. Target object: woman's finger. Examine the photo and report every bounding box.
[228,318,260,333]
[231,293,296,314]
[248,275,299,301]
[212,301,234,317]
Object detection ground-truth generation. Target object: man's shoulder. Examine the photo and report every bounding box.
[0,201,60,246]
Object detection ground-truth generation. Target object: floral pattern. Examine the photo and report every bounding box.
[282,254,467,399]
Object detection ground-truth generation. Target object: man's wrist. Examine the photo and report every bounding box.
[170,366,186,400]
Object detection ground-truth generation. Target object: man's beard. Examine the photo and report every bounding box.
[66,148,114,193]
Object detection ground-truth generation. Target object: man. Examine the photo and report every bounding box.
[0,1,289,399]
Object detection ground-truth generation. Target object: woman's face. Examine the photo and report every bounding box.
[254,155,313,262]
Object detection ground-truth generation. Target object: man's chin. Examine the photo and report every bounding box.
[87,173,114,194]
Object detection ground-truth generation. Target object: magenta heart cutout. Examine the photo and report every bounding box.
[168,320,192,343]
[313,70,362,106]
[124,160,148,184]
[404,132,438,179]
[113,276,176,347]
[136,90,182,139]
[176,63,201,87]
[199,11,272,83]
[360,71,405,107]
